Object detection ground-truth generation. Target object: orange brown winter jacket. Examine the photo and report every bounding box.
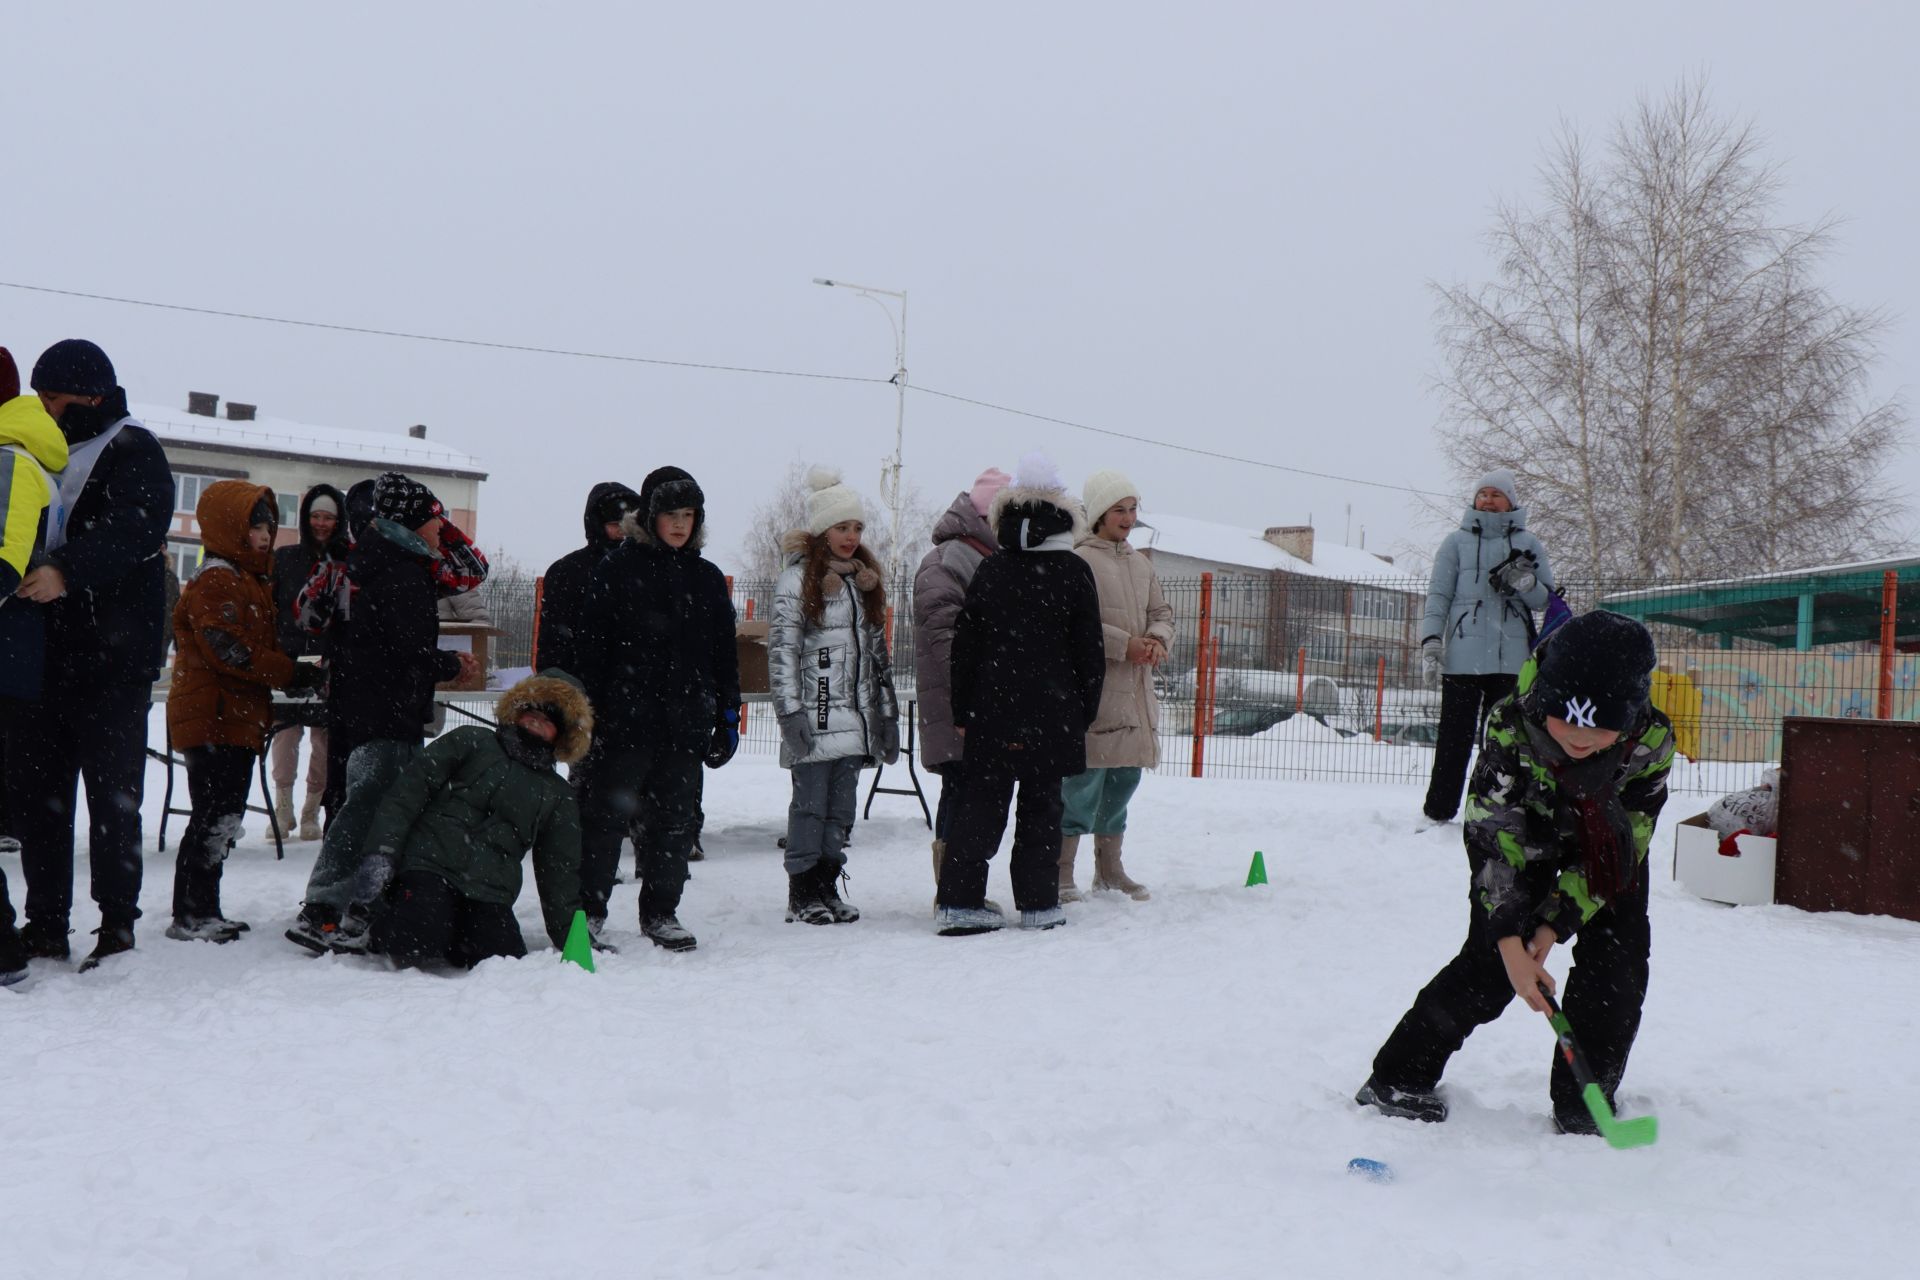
[167,480,299,751]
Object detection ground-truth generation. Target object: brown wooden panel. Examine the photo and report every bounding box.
[1777,717,1920,922]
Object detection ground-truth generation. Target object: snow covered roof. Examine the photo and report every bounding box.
[1138,512,1400,581]
[133,401,488,480]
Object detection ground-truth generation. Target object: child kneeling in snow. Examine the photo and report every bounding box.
[1356,610,1674,1135]
[346,671,591,968]
[770,468,900,924]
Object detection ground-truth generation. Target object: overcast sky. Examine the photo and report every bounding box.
[5,2,1914,577]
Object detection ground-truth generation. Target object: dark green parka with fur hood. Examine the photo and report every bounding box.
[361,673,592,948]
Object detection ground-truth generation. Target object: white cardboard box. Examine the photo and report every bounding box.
[1672,811,1776,906]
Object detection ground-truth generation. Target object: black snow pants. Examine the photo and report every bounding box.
[1423,673,1516,822]
[937,756,1065,914]
[1370,870,1651,1122]
[0,866,22,973]
[173,746,256,921]
[574,739,703,920]
[7,679,152,929]
[375,870,527,968]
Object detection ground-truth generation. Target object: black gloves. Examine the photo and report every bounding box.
[704,707,740,769]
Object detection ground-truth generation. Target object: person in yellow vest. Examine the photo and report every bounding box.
[0,351,71,985]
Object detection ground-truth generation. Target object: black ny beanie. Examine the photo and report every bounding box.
[31,339,117,397]
[1528,611,1657,732]
[372,471,441,531]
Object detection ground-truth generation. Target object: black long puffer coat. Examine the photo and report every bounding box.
[949,486,1105,778]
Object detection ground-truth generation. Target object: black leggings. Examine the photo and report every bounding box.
[174,745,257,921]
[1423,674,1516,821]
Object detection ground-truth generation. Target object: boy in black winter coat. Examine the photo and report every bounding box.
[1357,611,1674,1134]
[937,453,1105,936]
[10,339,174,971]
[577,465,740,952]
[286,473,478,953]
[537,481,640,677]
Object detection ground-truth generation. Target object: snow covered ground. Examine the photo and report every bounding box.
[6,725,1915,1278]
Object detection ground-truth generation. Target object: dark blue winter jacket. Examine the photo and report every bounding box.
[44,388,175,688]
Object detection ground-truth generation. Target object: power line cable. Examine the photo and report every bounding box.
[1,278,1448,498]
[911,384,1451,498]
[0,280,888,385]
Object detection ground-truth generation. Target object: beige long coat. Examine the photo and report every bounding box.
[1074,533,1176,769]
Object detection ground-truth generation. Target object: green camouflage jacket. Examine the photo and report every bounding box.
[1464,685,1674,941]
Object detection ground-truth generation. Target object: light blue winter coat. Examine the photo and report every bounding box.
[1420,507,1554,676]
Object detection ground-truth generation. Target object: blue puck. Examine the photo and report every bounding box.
[1347,1157,1394,1183]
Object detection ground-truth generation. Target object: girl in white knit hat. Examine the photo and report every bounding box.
[1061,469,1174,901]
[768,467,901,925]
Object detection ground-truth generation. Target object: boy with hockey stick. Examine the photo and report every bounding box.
[1356,610,1673,1135]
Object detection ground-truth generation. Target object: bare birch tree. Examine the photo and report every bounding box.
[1435,77,1906,582]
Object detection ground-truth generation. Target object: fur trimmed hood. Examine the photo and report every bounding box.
[989,484,1087,549]
[495,672,594,765]
[620,506,708,551]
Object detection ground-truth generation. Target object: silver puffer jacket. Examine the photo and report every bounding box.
[770,543,900,767]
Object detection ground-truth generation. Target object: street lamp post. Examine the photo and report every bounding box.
[813,277,908,593]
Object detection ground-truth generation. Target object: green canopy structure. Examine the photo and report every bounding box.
[1602,557,1920,652]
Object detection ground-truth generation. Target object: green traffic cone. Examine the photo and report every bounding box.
[561,909,596,972]
[1246,851,1268,887]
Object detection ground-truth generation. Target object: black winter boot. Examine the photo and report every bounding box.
[785,867,834,926]
[1354,1076,1448,1123]
[20,918,71,961]
[639,886,697,952]
[817,863,859,924]
[79,922,136,973]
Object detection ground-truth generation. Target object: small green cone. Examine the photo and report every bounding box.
[1246,851,1268,887]
[561,909,596,972]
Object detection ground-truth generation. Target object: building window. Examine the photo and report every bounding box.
[278,492,299,527]
[175,473,223,515]
[167,541,203,581]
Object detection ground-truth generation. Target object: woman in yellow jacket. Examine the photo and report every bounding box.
[0,356,71,984]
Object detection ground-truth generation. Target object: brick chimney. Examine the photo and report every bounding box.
[1263,525,1315,563]
[409,424,427,439]
[186,391,219,417]
[225,402,257,421]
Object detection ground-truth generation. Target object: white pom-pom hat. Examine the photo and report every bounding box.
[806,465,868,535]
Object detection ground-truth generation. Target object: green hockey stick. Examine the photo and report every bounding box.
[1541,990,1658,1149]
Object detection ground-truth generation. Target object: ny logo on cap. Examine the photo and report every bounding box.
[1564,696,1597,728]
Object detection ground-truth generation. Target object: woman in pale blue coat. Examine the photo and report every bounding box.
[1419,468,1554,822]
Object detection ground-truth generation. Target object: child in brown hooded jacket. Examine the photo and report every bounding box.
[166,480,324,941]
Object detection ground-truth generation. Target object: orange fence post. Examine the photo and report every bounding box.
[1879,570,1898,718]
[1190,573,1214,778]
[530,575,545,668]
[1374,656,1387,742]
[744,598,755,621]
[1296,646,1306,709]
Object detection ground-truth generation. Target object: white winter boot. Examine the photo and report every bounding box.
[1091,833,1150,901]
[272,787,295,839]
[297,794,323,842]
